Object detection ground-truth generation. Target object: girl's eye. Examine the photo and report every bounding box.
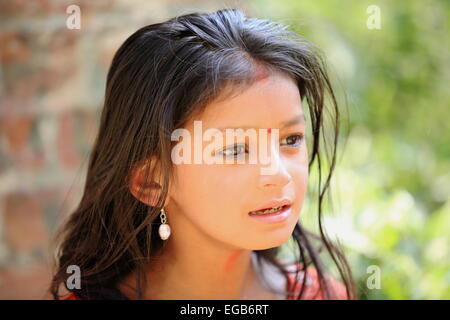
[219,134,304,157]
[218,133,304,158]
[281,133,304,147]
[218,144,247,158]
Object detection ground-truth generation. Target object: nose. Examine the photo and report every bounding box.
[257,143,292,189]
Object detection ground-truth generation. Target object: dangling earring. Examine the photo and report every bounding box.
[158,207,171,240]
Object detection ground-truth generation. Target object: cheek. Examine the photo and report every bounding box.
[294,144,309,185]
[292,150,309,207]
[297,149,309,183]
[171,164,242,226]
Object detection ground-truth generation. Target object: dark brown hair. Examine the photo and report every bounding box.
[49,8,355,300]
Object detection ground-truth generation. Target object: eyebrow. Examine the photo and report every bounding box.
[215,113,306,131]
[280,113,306,128]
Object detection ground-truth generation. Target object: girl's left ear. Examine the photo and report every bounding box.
[127,157,165,207]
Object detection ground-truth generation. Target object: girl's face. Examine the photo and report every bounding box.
[166,72,308,250]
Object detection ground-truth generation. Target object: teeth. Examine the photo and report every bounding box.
[250,205,284,215]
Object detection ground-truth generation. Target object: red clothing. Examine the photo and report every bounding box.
[61,266,347,300]
[285,266,348,300]
[62,292,81,300]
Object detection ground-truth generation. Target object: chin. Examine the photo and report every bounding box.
[247,230,293,250]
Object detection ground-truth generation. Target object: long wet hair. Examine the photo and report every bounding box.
[49,8,355,300]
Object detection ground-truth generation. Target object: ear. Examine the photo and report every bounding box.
[128,157,166,207]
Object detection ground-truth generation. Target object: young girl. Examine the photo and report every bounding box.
[50,8,355,300]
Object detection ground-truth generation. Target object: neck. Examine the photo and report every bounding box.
[148,246,256,299]
[118,217,264,299]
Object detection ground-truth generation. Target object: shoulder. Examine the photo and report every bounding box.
[285,264,349,300]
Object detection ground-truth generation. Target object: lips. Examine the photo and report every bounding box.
[249,198,292,214]
[248,204,292,223]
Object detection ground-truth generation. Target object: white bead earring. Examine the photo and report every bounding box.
[158,207,171,240]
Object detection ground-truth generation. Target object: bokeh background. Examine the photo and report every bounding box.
[0,0,448,299]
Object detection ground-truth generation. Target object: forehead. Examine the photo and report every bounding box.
[195,72,303,129]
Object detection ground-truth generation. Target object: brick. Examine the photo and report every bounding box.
[57,112,81,169]
[3,192,49,254]
[0,32,31,63]
[0,262,53,299]
[0,114,33,155]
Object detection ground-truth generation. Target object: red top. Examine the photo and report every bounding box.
[62,292,80,300]
[61,266,347,300]
[285,266,348,300]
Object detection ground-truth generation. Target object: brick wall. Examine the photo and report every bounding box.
[0,0,246,299]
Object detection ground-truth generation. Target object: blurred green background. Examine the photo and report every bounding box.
[255,0,450,299]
